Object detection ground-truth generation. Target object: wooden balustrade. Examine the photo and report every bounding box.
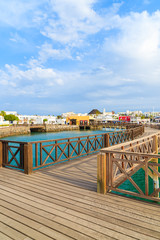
[98,133,160,202]
[0,125,144,174]
[0,142,2,168]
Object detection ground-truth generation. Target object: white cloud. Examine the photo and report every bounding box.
[41,0,107,45]
[26,43,73,68]
[1,0,160,113]
[0,64,65,97]
[104,11,160,61]
[143,0,150,5]
[9,33,27,44]
[0,0,46,28]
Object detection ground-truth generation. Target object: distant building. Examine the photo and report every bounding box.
[119,116,131,122]
[5,111,18,116]
[0,116,9,125]
[102,108,113,116]
[154,116,160,123]
[126,110,142,116]
[0,116,4,125]
[62,112,75,118]
[118,112,126,115]
[66,115,90,126]
[18,115,56,124]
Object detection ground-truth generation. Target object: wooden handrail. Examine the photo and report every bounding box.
[98,133,160,202]
[0,125,144,174]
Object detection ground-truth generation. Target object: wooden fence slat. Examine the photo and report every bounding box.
[20,144,24,169]
[39,143,42,166]
[152,135,159,198]
[145,158,149,196]
[55,140,57,161]
[68,139,70,159]
[35,143,38,167]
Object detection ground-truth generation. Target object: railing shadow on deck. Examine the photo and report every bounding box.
[38,156,98,192]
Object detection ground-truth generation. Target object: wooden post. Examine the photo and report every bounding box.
[152,135,159,197]
[143,125,145,134]
[104,133,110,148]
[3,142,8,165]
[97,153,107,194]
[24,143,33,174]
[131,129,134,140]
[0,142,2,168]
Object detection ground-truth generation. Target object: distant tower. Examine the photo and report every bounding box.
[103,108,106,115]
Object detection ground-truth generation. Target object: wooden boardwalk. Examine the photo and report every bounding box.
[0,154,160,240]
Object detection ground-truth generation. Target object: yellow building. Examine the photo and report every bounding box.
[66,115,90,126]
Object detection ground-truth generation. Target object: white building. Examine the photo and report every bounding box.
[62,112,75,118]
[0,116,4,125]
[154,116,160,123]
[5,111,18,116]
[0,116,10,125]
[126,110,142,116]
[18,115,57,124]
[130,116,150,124]
[56,118,66,125]
[102,108,113,116]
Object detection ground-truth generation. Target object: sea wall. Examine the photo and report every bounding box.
[0,125,79,138]
[45,124,79,132]
[0,126,30,138]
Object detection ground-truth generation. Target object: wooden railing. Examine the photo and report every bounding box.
[0,126,144,174]
[98,133,160,202]
[89,122,140,128]
[145,123,160,130]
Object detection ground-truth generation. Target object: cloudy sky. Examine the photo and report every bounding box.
[0,0,160,115]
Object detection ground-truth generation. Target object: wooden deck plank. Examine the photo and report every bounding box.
[0,214,53,240]
[0,171,159,219]
[0,187,135,240]
[0,194,136,240]
[0,169,159,219]
[0,200,98,240]
[1,165,160,217]
[0,185,160,239]
[0,191,135,240]
[1,163,159,213]
[0,222,32,240]
[0,198,86,240]
[0,174,160,225]
[0,154,160,240]
[0,232,13,240]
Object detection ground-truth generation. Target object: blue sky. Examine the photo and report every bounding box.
[0,0,160,115]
